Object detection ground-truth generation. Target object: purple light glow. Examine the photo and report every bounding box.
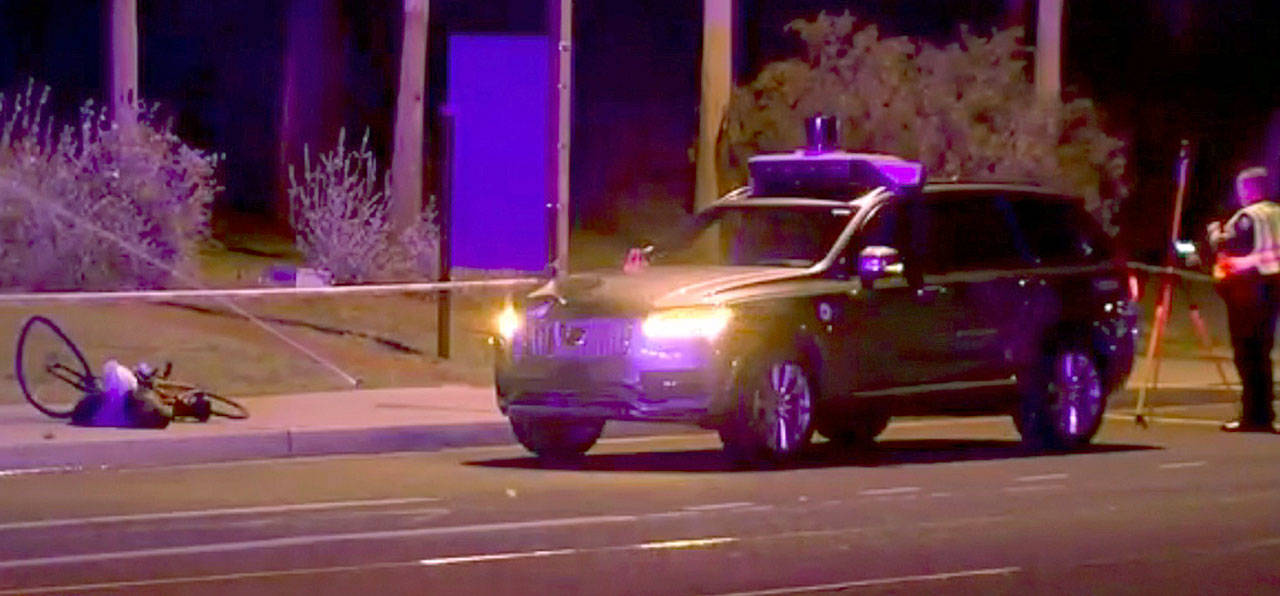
[446,35,551,272]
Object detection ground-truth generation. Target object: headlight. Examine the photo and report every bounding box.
[641,306,732,339]
[496,304,522,340]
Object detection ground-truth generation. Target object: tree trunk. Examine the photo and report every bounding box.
[390,0,429,233]
[279,0,345,226]
[108,0,138,132]
[1035,0,1063,102]
[694,0,733,212]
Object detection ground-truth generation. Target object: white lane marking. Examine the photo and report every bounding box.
[858,487,920,497]
[1015,473,1068,483]
[0,497,445,532]
[0,514,638,570]
[0,465,91,478]
[709,566,1023,596]
[1003,484,1065,494]
[684,502,755,512]
[643,511,701,520]
[418,549,575,566]
[639,537,737,550]
[1159,460,1208,470]
[0,534,740,594]
[0,561,419,595]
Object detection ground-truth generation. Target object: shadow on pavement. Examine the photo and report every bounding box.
[466,439,1161,473]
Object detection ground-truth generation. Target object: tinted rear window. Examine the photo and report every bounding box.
[1011,198,1113,265]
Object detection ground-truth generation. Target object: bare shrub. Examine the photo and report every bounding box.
[288,129,439,284]
[0,81,221,290]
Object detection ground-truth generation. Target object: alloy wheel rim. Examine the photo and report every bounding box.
[756,361,812,454]
[1049,350,1102,439]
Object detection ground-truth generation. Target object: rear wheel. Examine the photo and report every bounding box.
[1016,344,1106,450]
[719,350,815,465]
[15,316,93,419]
[510,413,604,458]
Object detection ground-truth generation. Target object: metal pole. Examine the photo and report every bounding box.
[550,0,573,279]
[437,110,455,359]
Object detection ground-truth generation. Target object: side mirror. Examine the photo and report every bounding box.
[858,245,903,288]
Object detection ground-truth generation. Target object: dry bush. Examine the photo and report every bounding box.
[720,12,1129,231]
[0,81,221,290]
[287,129,439,284]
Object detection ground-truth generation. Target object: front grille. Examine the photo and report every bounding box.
[526,318,631,358]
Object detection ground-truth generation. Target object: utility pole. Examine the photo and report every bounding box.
[549,0,572,279]
[695,0,733,212]
[108,0,138,132]
[391,0,429,233]
[1035,0,1063,102]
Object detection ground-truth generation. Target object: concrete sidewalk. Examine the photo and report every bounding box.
[0,357,1247,472]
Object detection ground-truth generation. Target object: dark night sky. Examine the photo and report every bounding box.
[1,1,1277,258]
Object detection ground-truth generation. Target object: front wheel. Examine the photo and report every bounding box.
[719,350,815,465]
[15,316,93,419]
[1016,345,1106,450]
[510,413,604,458]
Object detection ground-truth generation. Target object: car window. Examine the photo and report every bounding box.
[659,205,854,267]
[1011,198,1113,265]
[915,195,1031,273]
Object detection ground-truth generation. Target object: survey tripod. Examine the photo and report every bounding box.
[1132,141,1234,426]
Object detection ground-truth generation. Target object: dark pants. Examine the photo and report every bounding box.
[1217,275,1280,426]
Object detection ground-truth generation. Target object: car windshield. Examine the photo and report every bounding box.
[655,204,856,267]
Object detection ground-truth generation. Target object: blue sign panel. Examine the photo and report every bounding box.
[446,35,551,273]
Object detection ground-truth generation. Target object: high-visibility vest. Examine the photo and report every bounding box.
[1222,201,1280,276]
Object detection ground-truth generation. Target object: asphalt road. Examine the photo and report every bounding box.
[2,408,1279,595]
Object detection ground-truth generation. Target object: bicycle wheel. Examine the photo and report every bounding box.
[198,391,249,420]
[15,316,94,418]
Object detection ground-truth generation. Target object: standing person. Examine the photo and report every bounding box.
[1208,166,1280,432]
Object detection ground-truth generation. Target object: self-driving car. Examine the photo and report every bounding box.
[493,119,1136,465]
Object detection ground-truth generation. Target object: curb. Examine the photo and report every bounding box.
[0,389,1240,472]
[0,419,707,471]
[0,422,515,471]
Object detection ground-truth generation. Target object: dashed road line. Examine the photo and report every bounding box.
[708,566,1023,596]
[0,497,445,532]
[418,549,574,566]
[0,514,639,570]
[1015,473,1068,483]
[858,487,921,497]
[685,502,755,512]
[1003,484,1065,493]
[1159,460,1207,470]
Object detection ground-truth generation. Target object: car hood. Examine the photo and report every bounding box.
[527,265,810,314]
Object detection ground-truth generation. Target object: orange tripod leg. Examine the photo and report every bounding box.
[1135,278,1175,426]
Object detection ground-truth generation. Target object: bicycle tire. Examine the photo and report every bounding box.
[15,316,94,419]
[197,391,249,420]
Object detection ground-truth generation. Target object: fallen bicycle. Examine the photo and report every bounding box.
[15,315,248,428]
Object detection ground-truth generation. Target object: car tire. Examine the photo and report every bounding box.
[510,414,605,458]
[817,409,890,447]
[1016,343,1107,450]
[718,349,816,465]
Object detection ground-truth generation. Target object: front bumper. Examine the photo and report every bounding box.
[493,332,731,426]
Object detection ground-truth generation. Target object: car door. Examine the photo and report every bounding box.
[920,193,1037,382]
[839,199,961,389]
